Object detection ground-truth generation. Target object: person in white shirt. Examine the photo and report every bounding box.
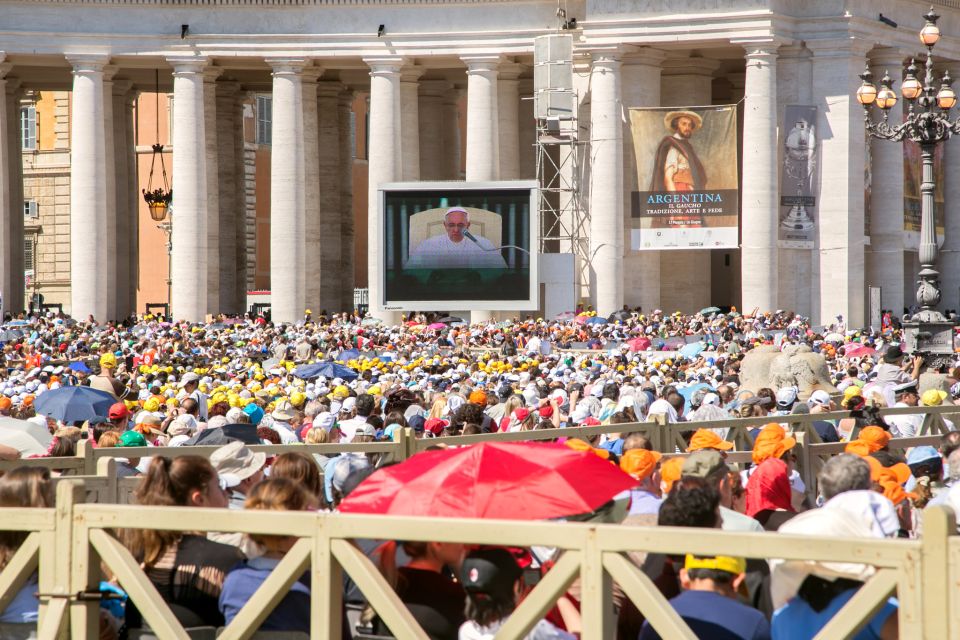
[886,380,923,438]
[268,400,301,445]
[405,207,507,270]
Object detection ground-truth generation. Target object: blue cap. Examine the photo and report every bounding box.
[907,446,940,466]
[243,403,265,426]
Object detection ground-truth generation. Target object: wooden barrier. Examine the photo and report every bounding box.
[0,481,955,639]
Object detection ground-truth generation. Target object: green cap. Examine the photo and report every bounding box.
[118,430,147,448]
[681,450,728,479]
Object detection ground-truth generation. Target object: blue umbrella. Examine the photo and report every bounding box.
[68,361,92,374]
[585,317,608,325]
[34,386,116,423]
[292,361,359,381]
[679,342,706,359]
[338,348,361,362]
[678,383,711,416]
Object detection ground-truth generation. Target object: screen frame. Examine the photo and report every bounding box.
[378,180,540,311]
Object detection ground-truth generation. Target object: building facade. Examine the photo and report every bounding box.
[0,0,957,327]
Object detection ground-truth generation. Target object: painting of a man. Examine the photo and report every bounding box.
[404,207,508,270]
[650,110,707,192]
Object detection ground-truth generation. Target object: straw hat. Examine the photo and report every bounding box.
[663,110,703,131]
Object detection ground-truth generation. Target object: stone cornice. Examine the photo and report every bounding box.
[2,0,528,4]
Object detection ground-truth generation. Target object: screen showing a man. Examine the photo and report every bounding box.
[405,207,508,269]
[381,185,535,305]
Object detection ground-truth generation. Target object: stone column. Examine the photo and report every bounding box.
[318,80,343,313]
[4,74,24,316]
[621,48,665,312]
[124,88,139,316]
[942,63,960,314]
[740,42,780,314]
[400,67,423,181]
[589,49,624,316]
[216,80,242,315]
[808,39,869,326]
[168,57,209,322]
[776,44,814,318]
[462,55,502,181]
[268,58,310,324]
[365,58,403,321]
[68,54,110,321]
[418,80,448,180]
[203,68,223,315]
[339,88,355,312]
[867,49,907,318]
[517,78,536,180]
[498,62,523,180]
[463,55,502,323]
[111,78,134,320]
[441,88,462,180]
[300,68,322,315]
[101,67,119,320]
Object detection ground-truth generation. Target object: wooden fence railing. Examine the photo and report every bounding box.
[0,481,954,639]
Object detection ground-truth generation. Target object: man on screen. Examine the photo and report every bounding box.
[404,207,508,270]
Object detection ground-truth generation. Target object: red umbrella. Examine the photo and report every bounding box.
[338,441,637,520]
[844,344,876,358]
[627,336,651,352]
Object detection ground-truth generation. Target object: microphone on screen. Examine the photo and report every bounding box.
[463,230,481,245]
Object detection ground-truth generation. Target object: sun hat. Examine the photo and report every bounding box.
[659,457,684,494]
[209,440,266,487]
[271,399,295,421]
[681,450,728,479]
[686,429,734,452]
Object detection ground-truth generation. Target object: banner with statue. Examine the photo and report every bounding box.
[903,136,945,249]
[628,105,739,250]
[777,105,819,249]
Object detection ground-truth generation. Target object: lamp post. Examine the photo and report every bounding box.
[857,7,959,362]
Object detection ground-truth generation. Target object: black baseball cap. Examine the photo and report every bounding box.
[460,548,522,599]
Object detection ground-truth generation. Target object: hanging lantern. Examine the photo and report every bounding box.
[142,70,172,222]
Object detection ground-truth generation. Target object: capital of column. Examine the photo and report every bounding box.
[805,37,873,59]
[111,77,133,96]
[167,56,208,76]
[0,62,12,81]
[66,53,111,75]
[622,46,667,69]
[400,65,425,83]
[102,64,119,83]
[317,80,343,98]
[498,61,524,81]
[590,46,625,68]
[461,54,504,74]
[203,67,225,83]
[419,79,451,97]
[338,87,355,106]
[869,46,909,69]
[267,58,310,77]
[662,54,722,77]
[734,38,787,60]
[364,57,405,77]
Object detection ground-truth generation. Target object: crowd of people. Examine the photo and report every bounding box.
[0,306,956,639]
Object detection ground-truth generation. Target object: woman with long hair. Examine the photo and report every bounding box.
[122,456,240,629]
[0,468,53,624]
[219,478,317,633]
[269,452,325,508]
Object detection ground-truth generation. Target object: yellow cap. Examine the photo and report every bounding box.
[921,389,948,407]
[99,353,117,369]
[684,554,746,576]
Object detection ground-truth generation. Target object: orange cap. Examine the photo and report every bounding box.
[0,398,12,410]
[751,423,797,465]
[844,426,892,456]
[864,456,916,505]
[660,457,685,494]
[619,449,662,480]
[687,428,735,453]
[564,438,611,460]
[468,390,487,405]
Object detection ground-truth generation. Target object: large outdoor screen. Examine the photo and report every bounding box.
[380,181,538,311]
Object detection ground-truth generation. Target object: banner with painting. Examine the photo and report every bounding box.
[903,137,945,249]
[778,105,819,248]
[628,105,739,250]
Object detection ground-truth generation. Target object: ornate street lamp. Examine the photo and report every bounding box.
[857,7,958,361]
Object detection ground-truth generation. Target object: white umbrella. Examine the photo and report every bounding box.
[0,417,52,457]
